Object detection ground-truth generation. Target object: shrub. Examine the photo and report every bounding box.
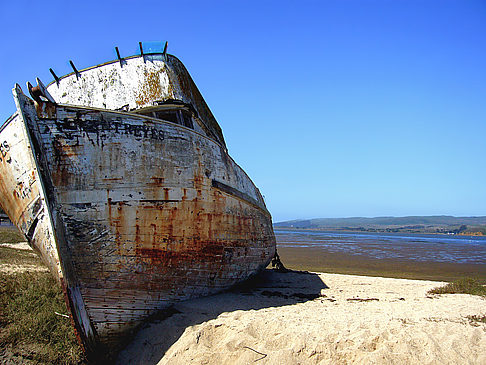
[427,277,486,296]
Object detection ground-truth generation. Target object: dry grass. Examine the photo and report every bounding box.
[427,278,486,297]
[0,246,42,266]
[467,315,486,325]
[0,271,85,364]
[428,278,486,326]
[0,227,25,243]
[0,227,85,364]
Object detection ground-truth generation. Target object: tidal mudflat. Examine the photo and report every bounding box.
[275,230,486,283]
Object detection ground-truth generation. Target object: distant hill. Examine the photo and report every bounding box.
[274,216,486,235]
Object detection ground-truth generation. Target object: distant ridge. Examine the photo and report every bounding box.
[274,216,486,234]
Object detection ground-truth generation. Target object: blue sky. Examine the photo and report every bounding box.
[1,1,485,222]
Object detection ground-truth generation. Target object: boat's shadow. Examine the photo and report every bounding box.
[116,269,328,364]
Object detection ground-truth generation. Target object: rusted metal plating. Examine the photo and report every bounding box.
[0,45,276,358]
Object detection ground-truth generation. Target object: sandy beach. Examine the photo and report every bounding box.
[117,269,486,365]
[2,239,485,364]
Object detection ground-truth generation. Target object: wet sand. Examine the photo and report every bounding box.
[277,246,486,283]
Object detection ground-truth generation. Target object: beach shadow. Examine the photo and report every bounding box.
[115,269,328,364]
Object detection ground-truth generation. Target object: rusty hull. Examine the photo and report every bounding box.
[2,58,276,356]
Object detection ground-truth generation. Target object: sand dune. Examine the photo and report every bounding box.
[117,270,486,364]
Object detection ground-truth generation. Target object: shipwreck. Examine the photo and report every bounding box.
[0,42,276,357]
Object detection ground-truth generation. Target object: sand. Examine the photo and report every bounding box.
[2,239,484,363]
[0,241,49,273]
[117,270,486,365]
[0,242,32,250]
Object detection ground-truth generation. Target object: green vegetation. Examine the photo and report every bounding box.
[467,315,486,325]
[464,226,486,236]
[0,227,25,243]
[0,227,85,364]
[0,271,85,364]
[0,247,42,266]
[274,216,486,235]
[427,278,486,296]
[428,278,486,326]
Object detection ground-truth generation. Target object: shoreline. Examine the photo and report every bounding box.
[277,246,486,284]
[274,227,486,237]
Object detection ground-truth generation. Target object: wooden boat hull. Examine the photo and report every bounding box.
[0,86,275,355]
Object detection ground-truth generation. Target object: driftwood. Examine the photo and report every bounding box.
[54,311,69,318]
[346,298,379,302]
[243,346,267,362]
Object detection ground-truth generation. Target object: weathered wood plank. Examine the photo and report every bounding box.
[1,50,276,358]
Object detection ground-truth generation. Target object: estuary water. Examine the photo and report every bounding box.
[275,229,486,265]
